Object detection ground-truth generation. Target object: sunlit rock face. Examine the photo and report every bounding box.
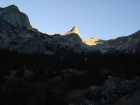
[65,26,81,37]
[82,37,102,45]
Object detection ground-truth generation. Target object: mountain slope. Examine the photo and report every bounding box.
[0,5,140,55]
[83,30,140,50]
[0,5,93,54]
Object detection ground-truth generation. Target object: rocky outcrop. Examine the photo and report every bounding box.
[84,76,140,105]
[82,37,102,45]
[65,26,81,37]
[0,5,33,30]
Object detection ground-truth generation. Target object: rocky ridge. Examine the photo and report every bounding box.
[0,5,140,55]
[0,5,92,54]
[83,30,140,50]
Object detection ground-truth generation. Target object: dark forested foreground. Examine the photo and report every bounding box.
[0,48,140,105]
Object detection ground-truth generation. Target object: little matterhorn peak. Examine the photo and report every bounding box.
[66,26,81,37]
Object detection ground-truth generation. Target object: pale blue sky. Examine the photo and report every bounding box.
[1,0,140,40]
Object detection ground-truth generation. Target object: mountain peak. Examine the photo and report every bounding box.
[0,5,33,30]
[71,26,78,31]
[69,26,79,34]
[2,5,20,12]
[66,26,81,37]
[6,5,18,9]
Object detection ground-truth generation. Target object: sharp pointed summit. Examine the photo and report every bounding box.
[70,26,79,33]
[66,26,81,37]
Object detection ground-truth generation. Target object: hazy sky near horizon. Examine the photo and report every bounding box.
[1,0,140,40]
